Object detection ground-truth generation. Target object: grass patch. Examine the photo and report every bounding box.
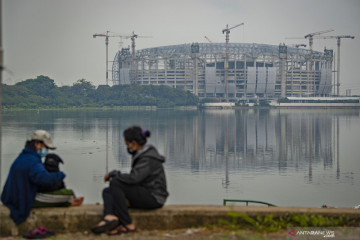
[216,211,359,233]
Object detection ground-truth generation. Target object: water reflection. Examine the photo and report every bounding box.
[99,109,357,187]
[3,109,357,180]
[1,109,359,206]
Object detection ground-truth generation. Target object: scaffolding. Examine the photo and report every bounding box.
[112,43,333,99]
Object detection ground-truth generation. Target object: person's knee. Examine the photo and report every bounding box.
[109,179,125,191]
[102,187,110,198]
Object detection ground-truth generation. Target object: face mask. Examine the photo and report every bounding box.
[127,147,137,156]
[38,148,48,158]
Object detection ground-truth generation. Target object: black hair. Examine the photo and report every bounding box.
[44,153,64,172]
[25,140,38,151]
[123,126,151,146]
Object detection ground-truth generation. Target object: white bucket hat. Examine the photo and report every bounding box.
[31,130,56,149]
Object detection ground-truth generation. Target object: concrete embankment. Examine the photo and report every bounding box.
[1,204,360,237]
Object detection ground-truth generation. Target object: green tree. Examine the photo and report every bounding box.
[15,75,56,98]
[71,79,96,105]
[2,76,199,109]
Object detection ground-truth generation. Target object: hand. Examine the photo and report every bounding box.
[60,171,66,179]
[104,173,110,182]
[107,170,120,179]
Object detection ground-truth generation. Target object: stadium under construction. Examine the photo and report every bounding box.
[111,42,334,100]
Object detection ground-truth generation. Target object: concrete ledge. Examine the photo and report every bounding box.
[1,204,360,236]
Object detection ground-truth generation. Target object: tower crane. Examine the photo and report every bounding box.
[304,29,334,53]
[303,29,334,94]
[93,31,128,85]
[314,35,355,95]
[222,23,244,101]
[124,32,151,83]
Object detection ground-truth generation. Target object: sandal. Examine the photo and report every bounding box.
[91,219,119,234]
[108,225,136,235]
[23,226,55,239]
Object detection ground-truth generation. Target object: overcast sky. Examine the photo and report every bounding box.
[3,0,360,94]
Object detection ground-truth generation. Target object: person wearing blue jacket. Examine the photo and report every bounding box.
[1,130,65,224]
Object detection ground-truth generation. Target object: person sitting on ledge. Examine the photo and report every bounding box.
[91,126,169,235]
[1,130,66,224]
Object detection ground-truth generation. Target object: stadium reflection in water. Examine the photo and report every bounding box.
[109,109,355,185]
[1,109,359,207]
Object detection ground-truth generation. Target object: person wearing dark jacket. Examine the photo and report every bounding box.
[91,126,169,235]
[1,130,66,224]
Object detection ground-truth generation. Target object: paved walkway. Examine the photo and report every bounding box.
[0,228,287,240]
[1,204,359,238]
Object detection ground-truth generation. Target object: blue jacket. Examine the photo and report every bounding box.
[1,148,65,224]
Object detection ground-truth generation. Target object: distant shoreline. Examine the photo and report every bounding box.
[3,105,360,111]
[1,105,199,111]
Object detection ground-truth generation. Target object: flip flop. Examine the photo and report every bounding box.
[91,219,119,234]
[108,225,136,235]
[22,226,55,239]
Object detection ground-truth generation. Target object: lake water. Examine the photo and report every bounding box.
[1,109,359,208]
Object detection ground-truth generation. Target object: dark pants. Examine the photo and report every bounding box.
[102,179,162,225]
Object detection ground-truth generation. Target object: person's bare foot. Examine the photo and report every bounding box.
[125,224,136,231]
[71,196,84,206]
[108,224,136,235]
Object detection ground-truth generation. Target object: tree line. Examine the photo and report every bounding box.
[1,75,199,109]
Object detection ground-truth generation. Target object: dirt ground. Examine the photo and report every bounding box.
[0,227,286,240]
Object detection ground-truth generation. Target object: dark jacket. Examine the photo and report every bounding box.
[110,145,169,205]
[1,148,65,224]
[37,153,65,192]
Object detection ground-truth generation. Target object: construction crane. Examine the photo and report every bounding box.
[222,23,244,101]
[303,29,334,94]
[93,31,128,85]
[314,35,355,95]
[124,31,151,83]
[204,36,212,43]
[304,29,334,52]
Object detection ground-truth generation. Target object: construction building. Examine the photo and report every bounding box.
[111,42,333,99]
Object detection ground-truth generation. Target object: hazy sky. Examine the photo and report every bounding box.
[3,0,360,94]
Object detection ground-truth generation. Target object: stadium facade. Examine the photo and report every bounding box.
[112,43,333,99]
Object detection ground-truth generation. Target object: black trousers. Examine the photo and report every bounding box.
[102,179,162,225]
